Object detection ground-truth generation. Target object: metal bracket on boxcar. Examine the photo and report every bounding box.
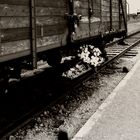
[88,7,93,19]
[40,25,44,39]
[65,13,82,33]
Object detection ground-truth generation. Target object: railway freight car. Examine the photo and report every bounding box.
[0,0,127,93]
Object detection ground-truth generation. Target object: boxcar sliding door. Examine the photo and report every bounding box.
[71,0,102,40]
[89,0,102,36]
[35,0,68,52]
[71,0,91,41]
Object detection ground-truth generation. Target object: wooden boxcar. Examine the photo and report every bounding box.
[0,0,127,91]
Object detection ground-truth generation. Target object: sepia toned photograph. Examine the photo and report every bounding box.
[0,0,140,139]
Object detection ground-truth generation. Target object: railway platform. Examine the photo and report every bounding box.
[72,54,140,140]
[128,22,140,35]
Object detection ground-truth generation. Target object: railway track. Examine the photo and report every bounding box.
[1,30,140,140]
[72,31,140,85]
[100,32,140,70]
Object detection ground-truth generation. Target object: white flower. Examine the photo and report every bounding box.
[78,45,104,67]
[84,47,88,53]
[67,70,72,76]
[70,68,75,71]
[75,64,80,68]
[89,45,94,49]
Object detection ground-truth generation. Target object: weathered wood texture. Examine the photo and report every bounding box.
[73,0,90,40]
[101,0,110,32]
[0,0,68,58]
[101,0,126,32]
[1,34,65,55]
[0,0,66,7]
[74,0,126,37]
[120,0,127,29]
[73,0,101,40]
[0,0,127,62]
[90,0,101,36]
[112,0,119,30]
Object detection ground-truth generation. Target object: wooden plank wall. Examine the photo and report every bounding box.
[112,0,119,30]
[101,0,110,32]
[0,1,30,56]
[101,0,126,33]
[0,0,127,61]
[0,0,68,60]
[73,0,90,40]
[120,0,127,30]
[73,0,102,39]
[90,0,102,36]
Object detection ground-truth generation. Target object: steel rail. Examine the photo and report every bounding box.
[72,30,140,87]
[97,38,140,73]
[106,30,140,47]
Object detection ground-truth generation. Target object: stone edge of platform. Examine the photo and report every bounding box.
[72,53,140,140]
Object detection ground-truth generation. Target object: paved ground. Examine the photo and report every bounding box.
[73,51,140,139]
[128,22,140,34]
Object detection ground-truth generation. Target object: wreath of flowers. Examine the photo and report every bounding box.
[62,45,105,79]
[78,45,104,67]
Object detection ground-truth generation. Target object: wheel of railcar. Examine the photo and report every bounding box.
[46,51,62,67]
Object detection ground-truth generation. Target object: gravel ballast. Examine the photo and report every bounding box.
[9,54,138,140]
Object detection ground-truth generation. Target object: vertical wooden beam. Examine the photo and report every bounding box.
[100,0,102,33]
[66,0,74,44]
[69,0,74,15]
[119,0,121,29]
[88,0,91,35]
[0,31,1,50]
[89,0,94,36]
[110,0,112,31]
[30,0,37,69]
[119,0,127,33]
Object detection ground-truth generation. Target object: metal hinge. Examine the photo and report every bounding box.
[65,13,82,32]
